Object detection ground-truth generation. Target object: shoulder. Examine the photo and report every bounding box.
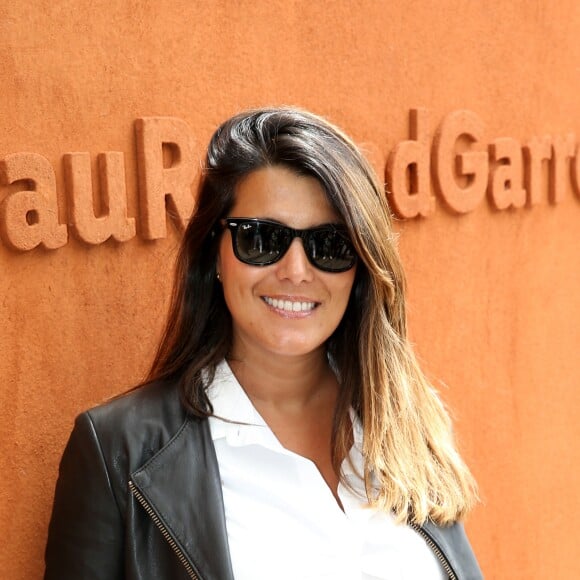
[77,378,194,476]
[88,378,185,433]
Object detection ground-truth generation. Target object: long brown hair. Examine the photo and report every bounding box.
[148,107,477,525]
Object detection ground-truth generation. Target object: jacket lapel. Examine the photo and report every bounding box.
[130,418,235,580]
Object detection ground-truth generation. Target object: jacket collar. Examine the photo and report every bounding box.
[422,519,483,579]
[130,418,235,580]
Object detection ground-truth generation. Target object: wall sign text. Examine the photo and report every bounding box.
[0,110,578,251]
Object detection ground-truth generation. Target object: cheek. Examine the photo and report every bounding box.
[218,242,262,308]
[218,244,237,308]
[218,237,242,281]
[219,254,237,280]
[336,274,357,322]
[335,271,357,303]
[217,237,229,274]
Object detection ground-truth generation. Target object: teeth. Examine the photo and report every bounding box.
[263,297,316,312]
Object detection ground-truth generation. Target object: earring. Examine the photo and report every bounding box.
[216,271,221,282]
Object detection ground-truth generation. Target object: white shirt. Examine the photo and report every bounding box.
[207,361,446,580]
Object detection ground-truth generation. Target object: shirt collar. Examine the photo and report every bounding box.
[207,360,283,452]
[207,359,367,469]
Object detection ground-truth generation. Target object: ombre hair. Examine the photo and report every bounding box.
[147,107,478,525]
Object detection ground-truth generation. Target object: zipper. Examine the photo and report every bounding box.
[410,522,457,580]
[129,480,200,580]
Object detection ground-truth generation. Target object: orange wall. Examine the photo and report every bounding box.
[1,2,579,578]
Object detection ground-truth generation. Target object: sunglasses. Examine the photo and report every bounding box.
[221,218,357,273]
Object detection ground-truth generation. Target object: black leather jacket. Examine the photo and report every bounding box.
[45,377,483,580]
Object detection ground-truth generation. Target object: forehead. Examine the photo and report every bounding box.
[229,165,341,228]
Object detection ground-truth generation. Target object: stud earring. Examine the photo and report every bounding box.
[216,271,221,282]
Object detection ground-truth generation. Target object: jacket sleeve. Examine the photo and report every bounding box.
[44,411,125,580]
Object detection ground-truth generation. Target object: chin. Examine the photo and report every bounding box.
[265,339,326,358]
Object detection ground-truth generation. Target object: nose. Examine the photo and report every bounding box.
[275,237,315,284]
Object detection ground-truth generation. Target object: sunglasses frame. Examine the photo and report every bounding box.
[221,217,357,273]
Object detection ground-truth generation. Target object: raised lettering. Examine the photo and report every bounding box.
[488,138,526,210]
[523,136,552,206]
[64,152,135,245]
[434,110,488,214]
[386,108,434,218]
[135,117,197,240]
[549,133,576,204]
[572,144,580,199]
[0,153,67,251]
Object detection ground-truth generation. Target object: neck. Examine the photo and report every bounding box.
[226,346,336,413]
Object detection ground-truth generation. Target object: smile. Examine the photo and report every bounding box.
[262,297,318,313]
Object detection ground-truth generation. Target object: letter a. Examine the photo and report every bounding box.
[0,153,67,251]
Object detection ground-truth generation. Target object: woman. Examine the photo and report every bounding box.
[45,107,482,579]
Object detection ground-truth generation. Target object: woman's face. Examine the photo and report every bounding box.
[218,165,356,362]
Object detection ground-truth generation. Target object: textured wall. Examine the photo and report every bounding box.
[1,1,579,578]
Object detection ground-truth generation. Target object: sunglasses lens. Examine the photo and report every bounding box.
[307,229,357,272]
[229,219,356,272]
[235,221,290,265]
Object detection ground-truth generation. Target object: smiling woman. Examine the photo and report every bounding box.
[218,166,357,360]
[45,107,482,580]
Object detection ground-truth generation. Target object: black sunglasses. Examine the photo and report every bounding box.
[221,218,357,273]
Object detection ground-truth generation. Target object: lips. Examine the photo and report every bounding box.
[262,296,318,313]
